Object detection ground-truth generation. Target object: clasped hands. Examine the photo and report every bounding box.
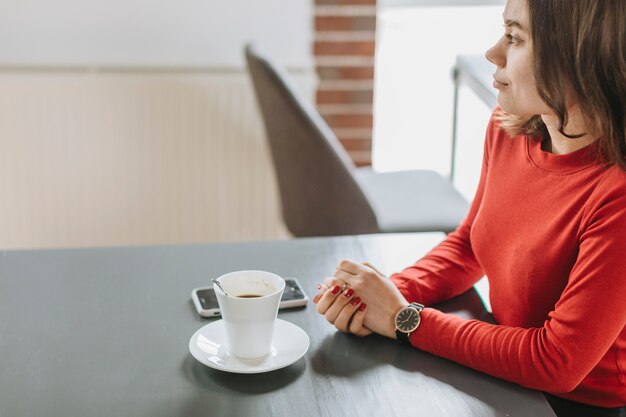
[313,259,408,339]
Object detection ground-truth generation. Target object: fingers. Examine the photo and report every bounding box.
[314,275,347,304]
[336,258,364,275]
[334,269,359,286]
[349,304,373,337]
[335,260,386,288]
[362,262,386,278]
[312,283,328,304]
[314,280,372,337]
[315,283,344,314]
[314,259,386,338]
[333,296,363,332]
[323,276,343,288]
[324,287,355,323]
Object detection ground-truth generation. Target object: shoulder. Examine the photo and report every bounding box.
[483,109,526,161]
[582,165,626,228]
[485,109,509,143]
[485,108,528,143]
[591,164,626,195]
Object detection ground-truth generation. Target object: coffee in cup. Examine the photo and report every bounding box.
[213,270,285,358]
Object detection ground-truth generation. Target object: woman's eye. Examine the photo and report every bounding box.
[505,33,520,45]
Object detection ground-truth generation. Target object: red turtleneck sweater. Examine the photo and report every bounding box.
[391,113,626,407]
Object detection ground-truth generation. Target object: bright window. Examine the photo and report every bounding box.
[373,5,503,200]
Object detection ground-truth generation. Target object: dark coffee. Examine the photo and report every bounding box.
[237,294,262,298]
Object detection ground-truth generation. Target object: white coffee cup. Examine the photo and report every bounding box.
[214,270,285,359]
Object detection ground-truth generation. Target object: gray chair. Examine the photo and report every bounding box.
[245,44,469,237]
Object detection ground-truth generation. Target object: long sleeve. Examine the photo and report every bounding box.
[398,112,626,407]
[390,120,493,306]
[412,184,626,399]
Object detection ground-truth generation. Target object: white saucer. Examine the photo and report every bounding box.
[188,319,310,374]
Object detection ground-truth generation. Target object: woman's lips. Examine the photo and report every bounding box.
[493,75,509,89]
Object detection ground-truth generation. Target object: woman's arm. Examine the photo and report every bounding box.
[319,178,626,394]
[390,117,496,306]
[412,182,626,393]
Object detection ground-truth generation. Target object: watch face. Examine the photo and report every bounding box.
[396,307,421,333]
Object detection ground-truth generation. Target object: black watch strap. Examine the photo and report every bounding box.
[395,303,424,345]
[396,328,412,344]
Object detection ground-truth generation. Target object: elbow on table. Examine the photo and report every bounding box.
[536,376,581,394]
[527,355,586,393]
[525,330,589,393]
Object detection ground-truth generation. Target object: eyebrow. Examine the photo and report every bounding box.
[504,19,525,30]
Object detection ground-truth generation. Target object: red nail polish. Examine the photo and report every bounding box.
[331,285,341,295]
[316,284,322,290]
[358,303,367,312]
[350,297,361,306]
[344,288,354,298]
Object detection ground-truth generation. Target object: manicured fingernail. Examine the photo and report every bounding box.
[316,284,322,290]
[344,288,354,298]
[350,297,361,306]
[358,303,367,312]
[331,285,341,295]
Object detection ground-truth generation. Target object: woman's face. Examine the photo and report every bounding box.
[485,0,551,117]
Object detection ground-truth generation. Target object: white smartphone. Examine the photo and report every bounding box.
[191,277,309,318]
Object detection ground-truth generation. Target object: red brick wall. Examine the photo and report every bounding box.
[314,0,376,167]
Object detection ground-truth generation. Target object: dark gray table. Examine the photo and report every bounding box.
[0,233,555,416]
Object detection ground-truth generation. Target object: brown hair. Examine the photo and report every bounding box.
[498,0,626,169]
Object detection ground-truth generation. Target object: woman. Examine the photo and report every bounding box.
[313,1,626,416]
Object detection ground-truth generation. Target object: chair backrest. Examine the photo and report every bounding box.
[245,44,378,237]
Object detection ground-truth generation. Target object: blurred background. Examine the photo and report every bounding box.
[0,0,503,250]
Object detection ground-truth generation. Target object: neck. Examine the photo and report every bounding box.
[540,109,597,154]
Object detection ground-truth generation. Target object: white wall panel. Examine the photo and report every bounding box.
[0,70,315,249]
[0,0,312,68]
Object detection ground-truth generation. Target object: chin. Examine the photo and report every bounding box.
[498,94,553,118]
[497,100,534,118]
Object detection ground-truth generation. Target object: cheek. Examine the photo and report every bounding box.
[512,76,540,102]
[508,57,549,111]
[516,79,550,113]
[508,54,535,89]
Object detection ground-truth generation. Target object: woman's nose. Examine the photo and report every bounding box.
[485,40,504,67]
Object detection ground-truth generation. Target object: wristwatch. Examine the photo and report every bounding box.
[394,302,424,344]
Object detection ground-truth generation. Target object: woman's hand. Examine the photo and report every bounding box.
[314,280,372,337]
[314,259,409,339]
